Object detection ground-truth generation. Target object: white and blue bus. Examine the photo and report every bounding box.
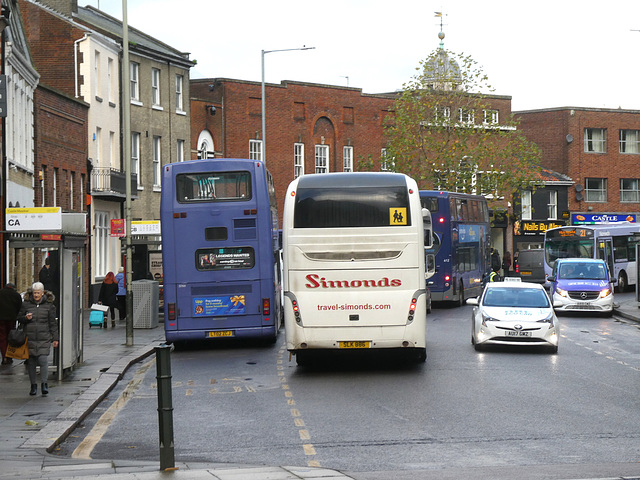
[543,222,640,292]
[160,158,282,345]
[419,191,491,305]
[283,172,429,365]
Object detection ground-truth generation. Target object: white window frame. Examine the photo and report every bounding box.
[94,50,101,99]
[343,146,353,172]
[315,145,329,173]
[53,168,58,207]
[70,171,75,210]
[584,128,606,153]
[483,109,498,124]
[95,126,101,166]
[130,62,140,102]
[177,139,185,162]
[151,68,161,107]
[434,106,451,123]
[175,74,184,112]
[521,190,532,220]
[547,190,557,219]
[153,136,161,188]
[458,108,474,124]
[294,143,304,178]
[249,139,263,161]
[131,132,141,188]
[96,211,109,277]
[585,178,607,202]
[619,129,640,154]
[621,178,640,203]
[107,57,114,103]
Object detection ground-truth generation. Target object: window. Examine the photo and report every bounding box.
[315,145,329,173]
[109,131,115,168]
[95,127,101,165]
[621,178,640,202]
[153,136,161,187]
[584,128,606,153]
[434,106,451,123]
[107,58,114,103]
[619,129,640,154]
[80,174,85,211]
[53,168,58,207]
[294,143,304,178]
[483,109,498,124]
[131,132,140,184]
[130,62,140,102]
[521,190,532,220]
[96,211,109,276]
[381,148,395,171]
[249,139,262,160]
[177,139,185,162]
[585,178,607,202]
[175,74,184,111]
[70,172,75,210]
[547,190,557,219]
[94,50,101,99]
[152,68,161,106]
[40,167,46,207]
[458,108,474,124]
[343,146,353,172]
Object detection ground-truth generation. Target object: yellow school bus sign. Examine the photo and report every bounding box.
[389,207,408,226]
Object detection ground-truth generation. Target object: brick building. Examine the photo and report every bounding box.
[516,107,640,223]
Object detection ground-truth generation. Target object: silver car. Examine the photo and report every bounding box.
[467,280,560,353]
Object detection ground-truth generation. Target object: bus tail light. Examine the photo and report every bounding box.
[262,298,270,316]
[168,303,176,321]
[292,300,302,324]
[408,297,417,322]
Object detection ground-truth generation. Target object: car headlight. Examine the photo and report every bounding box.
[537,311,556,327]
[481,311,499,326]
[599,288,612,298]
[555,287,568,298]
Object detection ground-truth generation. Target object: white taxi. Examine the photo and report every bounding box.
[467,280,560,353]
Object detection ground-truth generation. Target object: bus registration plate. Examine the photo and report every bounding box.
[339,341,370,349]
[208,330,234,338]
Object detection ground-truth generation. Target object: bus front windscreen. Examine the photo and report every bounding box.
[294,186,411,228]
[544,228,595,265]
[176,171,252,202]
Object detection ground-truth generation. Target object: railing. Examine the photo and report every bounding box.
[91,167,138,197]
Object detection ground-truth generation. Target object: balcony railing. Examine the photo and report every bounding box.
[91,167,138,200]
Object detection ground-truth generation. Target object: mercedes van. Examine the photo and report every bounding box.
[547,258,614,316]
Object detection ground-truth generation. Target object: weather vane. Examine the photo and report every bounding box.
[434,11,447,48]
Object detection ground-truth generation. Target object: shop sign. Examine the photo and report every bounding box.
[6,207,62,231]
[515,220,566,236]
[572,213,636,224]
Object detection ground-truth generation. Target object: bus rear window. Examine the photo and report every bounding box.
[176,171,251,203]
[294,186,411,228]
[196,247,255,270]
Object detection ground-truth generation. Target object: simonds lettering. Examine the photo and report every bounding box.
[305,274,402,288]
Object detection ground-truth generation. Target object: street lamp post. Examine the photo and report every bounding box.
[261,46,315,164]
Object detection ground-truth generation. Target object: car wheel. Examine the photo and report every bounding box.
[295,351,310,366]
[474,343,484,352]
[616,272,627,293]
[548,345,558,354]
[416,348,427,363]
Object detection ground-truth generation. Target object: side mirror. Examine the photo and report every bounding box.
[466,297,479,306]
[553,300,563,308]
[547,276,556,282]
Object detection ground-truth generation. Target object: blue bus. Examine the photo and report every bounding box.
[160,158,282,344]
[419,191,491,305]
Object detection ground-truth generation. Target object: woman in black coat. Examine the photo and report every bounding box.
[98,271,119,328]
[18,282,58,396]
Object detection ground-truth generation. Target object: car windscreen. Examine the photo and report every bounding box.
[558,263,607,280]
[483,288,550,308]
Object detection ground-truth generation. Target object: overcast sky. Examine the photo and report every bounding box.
[84,0,640,112]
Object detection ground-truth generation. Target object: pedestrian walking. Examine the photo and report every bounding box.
[502,251,512,278]
[98,272,118,328]
[0,283,23,365]
[115,267,126,321]
[18,282,58,396]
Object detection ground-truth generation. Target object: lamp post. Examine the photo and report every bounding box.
[261,46,315,164]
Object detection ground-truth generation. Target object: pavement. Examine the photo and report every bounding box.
[0,310,354,480]
[2,300,640,480]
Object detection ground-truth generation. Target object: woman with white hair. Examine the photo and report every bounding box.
[18,282,58,396]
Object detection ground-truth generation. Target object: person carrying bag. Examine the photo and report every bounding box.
[0,282,23,365]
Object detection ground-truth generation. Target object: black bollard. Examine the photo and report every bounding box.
[155,344,175,470]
